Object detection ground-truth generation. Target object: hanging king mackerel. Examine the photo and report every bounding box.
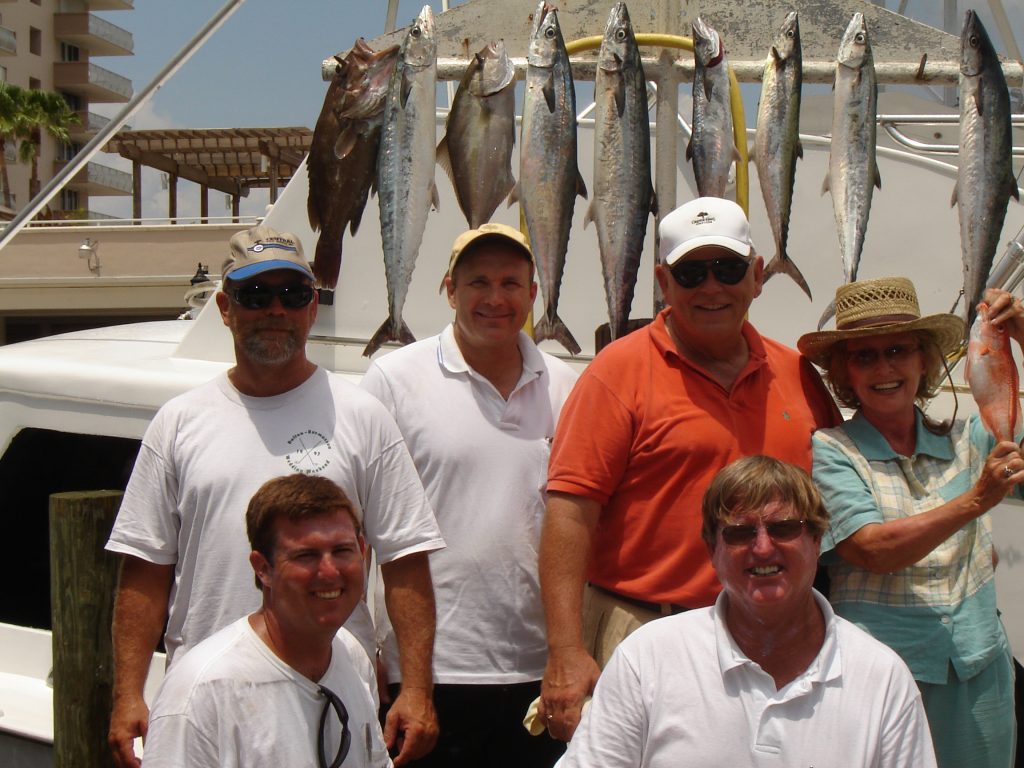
[753,12,811,301]
[688,17,737,199]
[307,39,398,290]
[819,13,879,329]
[515,1,587,355]
[366,5,438,357]
[437,40,516,229]
[953,10,1019,335]
[587,2,655,341]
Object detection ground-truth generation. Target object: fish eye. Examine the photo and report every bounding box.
[411,26,421,38]
[545,27,556,39]
[615,29,627,41]
[854,32,865,43]
[969,34,979,47]
[787,29,795,39]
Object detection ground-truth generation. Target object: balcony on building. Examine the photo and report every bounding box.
[54,159,132,197]
[54,13,133,57]
[83,0,134,10]
[53,61,132,103]
[68,110,111,141]
[0,24,14,55]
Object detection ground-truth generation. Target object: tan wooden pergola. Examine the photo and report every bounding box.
[104,127,312,223]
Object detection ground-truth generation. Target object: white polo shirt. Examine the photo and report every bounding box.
[559,590,936,768]
[361,325,578,684]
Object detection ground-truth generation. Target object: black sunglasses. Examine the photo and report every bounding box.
[230,282,315,310]
[719,519,807,547]
[317,685,352,768]
[670,256,750,289]
[846,343,920,369]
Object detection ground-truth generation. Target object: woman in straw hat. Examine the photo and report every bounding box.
[797,277,1022,768]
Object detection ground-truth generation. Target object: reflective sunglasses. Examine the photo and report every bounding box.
[719,519,807,546]
[230,282,315,310]
[846,343,920,369]
[317,685,352,768]
[669,256,750,289]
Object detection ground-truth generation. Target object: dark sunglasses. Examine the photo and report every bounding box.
[846,343,920,369]
[317,685,352,768]
[719,519,807,547]
[230,282,315,310]
[669,256,750,289]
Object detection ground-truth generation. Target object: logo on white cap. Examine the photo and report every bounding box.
[691,211,715,226]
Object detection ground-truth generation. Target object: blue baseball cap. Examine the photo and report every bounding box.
[222,225,313,281]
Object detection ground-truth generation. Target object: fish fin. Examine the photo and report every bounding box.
[430,180,441,211]
[615,71,627,116]
[796,140,803,160]
[349,201,365,236]
[975,89,984,117]
[534,313,582,356]
[951,181,959,208]
[764,254,812,301]
[312,238,342,291]
[334,126,359,160]
[704,78,714,102]
[363,317,417,357]
[817,299,836,331]
[770,46,782,66]
[874,165,882,190]
[576,171,588,200]
[542,71,557,113]
[650,189,658,216]
[1010,179,1021,202]
[401,67,414,108]
[507,183,519,206]
[685,139,693,161]
[731,146,742,162]
[307,197,321,232]
[436,136,456,186]
[747,143,755,163]
[584,199,594,229]
[820,174,830,196]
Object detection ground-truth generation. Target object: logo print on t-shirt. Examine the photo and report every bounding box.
[286,429,332,474]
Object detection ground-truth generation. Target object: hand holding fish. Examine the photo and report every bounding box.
[539,645,600,741]
[982,288,1024,345]
[976,442,1024,507]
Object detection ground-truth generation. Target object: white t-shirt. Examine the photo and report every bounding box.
[361,326,578,684]
[144,618,392,768]
[107,368,444,664]
[559,591,937,768]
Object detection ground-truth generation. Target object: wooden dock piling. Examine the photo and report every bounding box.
[49,490,122,768]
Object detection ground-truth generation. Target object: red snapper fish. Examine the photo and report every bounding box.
[966,301,1022,442]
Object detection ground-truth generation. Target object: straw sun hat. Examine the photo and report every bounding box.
[797,277,965,368]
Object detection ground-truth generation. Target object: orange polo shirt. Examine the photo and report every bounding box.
[547,309,840,607]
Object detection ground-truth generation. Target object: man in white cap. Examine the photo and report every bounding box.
[106,225,444,767]
[537,198,840,740]
[361,223,577,767]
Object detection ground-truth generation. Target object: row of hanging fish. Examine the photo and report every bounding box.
[307,4,1019,356]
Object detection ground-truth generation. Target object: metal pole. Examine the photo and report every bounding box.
[0,0,247,252]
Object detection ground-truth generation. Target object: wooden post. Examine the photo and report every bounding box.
[49,490,122,768]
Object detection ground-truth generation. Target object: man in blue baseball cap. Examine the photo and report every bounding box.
[107,225,444,767]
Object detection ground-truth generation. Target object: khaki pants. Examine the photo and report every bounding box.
[582,584,664,668]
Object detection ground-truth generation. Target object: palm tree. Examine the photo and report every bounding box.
[0,83,25,209]
[16,90,79,200]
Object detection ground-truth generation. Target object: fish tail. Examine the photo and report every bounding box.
[534,313,581,356]
[816,299,836,331]
[363,316,416,357]
[312,236,343,291]
[763,254,812,301]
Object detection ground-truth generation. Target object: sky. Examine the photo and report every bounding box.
[88,0,1024,219]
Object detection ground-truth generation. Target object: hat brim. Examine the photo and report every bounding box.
[797,313,966,369]
[226,260,314,282]
[664,235,753,266]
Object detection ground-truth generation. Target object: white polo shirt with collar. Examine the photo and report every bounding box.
[558,590,936,768]
[361,324,578,684]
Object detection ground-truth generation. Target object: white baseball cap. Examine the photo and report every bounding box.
[658,197,755,266]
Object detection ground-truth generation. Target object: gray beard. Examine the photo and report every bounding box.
[241,329,301,365]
